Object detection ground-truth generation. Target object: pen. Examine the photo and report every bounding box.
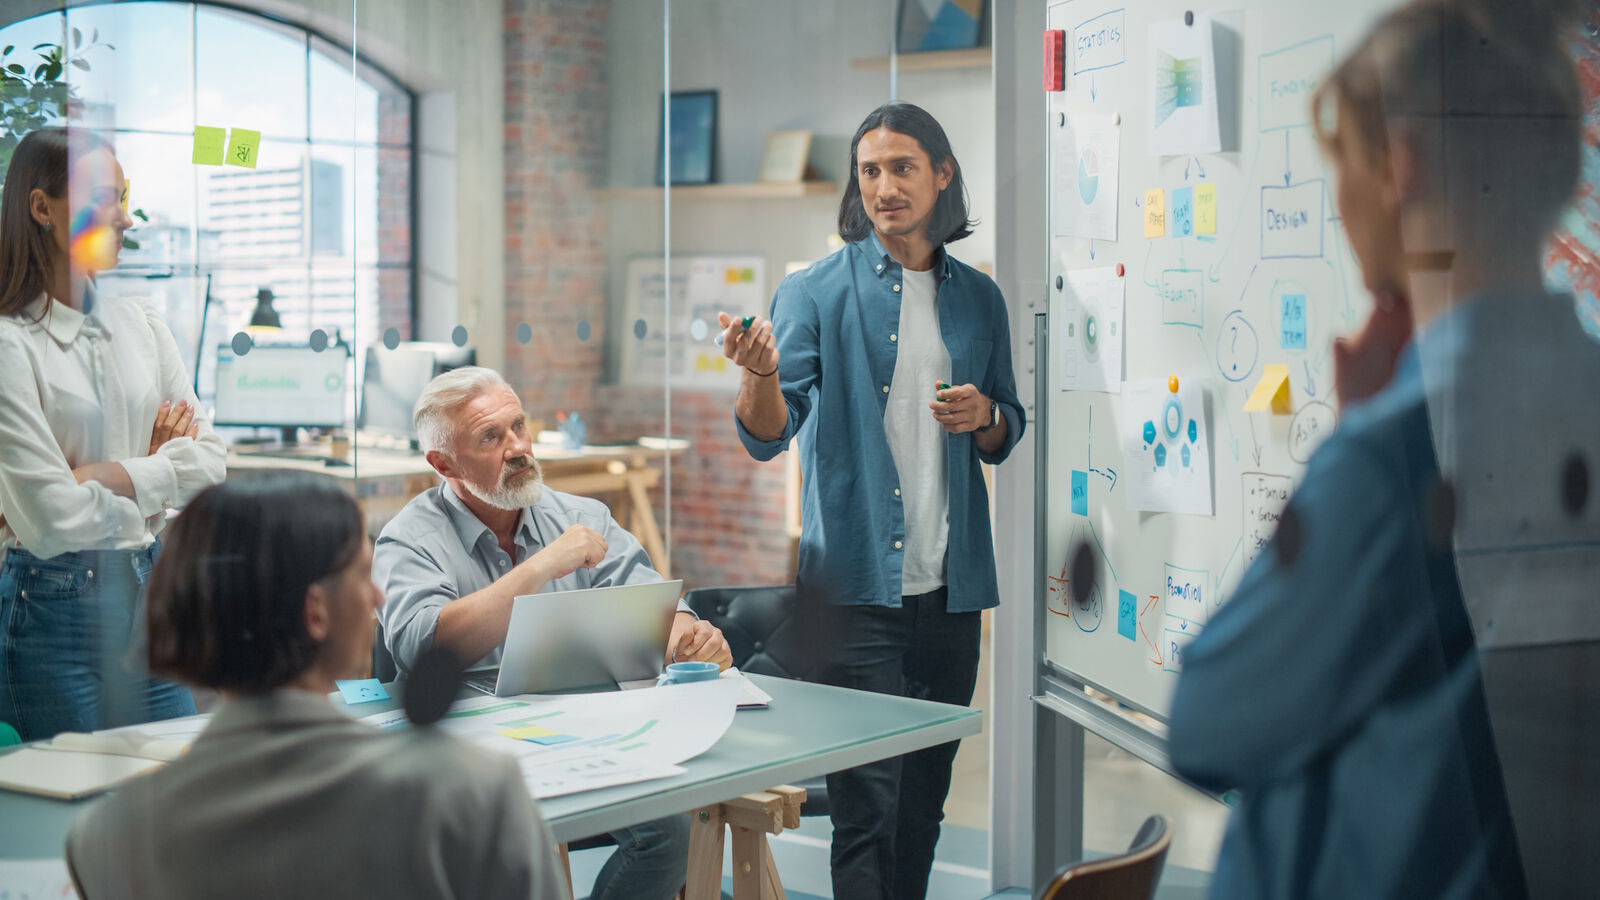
[713,316,757,345]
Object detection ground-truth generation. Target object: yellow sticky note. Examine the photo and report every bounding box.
[1244,364,1292,414]
[1144,188,1166,238]
[499,725,558,741]
[192,126,226,166]
[225,128,261,169]
[1195,183,1217,235]
[724,267,740,284]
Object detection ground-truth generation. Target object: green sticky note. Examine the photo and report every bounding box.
[740,268,755,283]
[225,127,261,169]
[192,126,225,166]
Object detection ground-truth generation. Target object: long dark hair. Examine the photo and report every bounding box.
[838,102,975,246]
[0,128,111,319]
[146,472,366,694]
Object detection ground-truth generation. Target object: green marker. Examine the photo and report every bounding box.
[742,316,756,329]
[938,382,952,392]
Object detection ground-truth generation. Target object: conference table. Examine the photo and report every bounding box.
[0,675,981,894]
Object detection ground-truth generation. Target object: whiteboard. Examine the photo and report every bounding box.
[1043,0,1394,718]
[620,254,768,390]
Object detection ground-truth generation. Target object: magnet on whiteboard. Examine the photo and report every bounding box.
[1112,112,1121,126]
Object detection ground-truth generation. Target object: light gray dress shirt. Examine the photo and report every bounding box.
[374,483,683,674]
[67,690,569,900]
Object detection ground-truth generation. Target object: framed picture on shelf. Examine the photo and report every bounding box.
[896,0,986,52]
[655,90,718,186]
[757,130,812,183]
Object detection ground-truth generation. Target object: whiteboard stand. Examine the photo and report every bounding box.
[1031,312,1085,888]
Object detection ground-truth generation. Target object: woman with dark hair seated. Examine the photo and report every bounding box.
[66,472,570,900]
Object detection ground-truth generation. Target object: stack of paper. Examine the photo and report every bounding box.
[0,714,209,800]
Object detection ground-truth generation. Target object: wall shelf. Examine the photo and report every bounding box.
[851,47,992,73]
[598,181,839,201]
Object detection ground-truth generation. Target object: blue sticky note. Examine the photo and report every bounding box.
[530,733,579,746]
[1117,590,1137,641]
[1170,187,1195,238]
[1280,293,1307,349]
[336,678,389,704]
[1071,470,1089,516]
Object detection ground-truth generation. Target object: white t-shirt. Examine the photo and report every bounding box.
[883,265,951,595]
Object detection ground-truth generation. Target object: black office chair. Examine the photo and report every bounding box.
[683,585,830,817]
[371,622,399,683]
[1041,815,1172,900]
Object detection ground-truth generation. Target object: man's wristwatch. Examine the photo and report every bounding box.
[977,400,1000,433]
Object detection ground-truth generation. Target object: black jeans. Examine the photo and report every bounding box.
[813,588,982,900]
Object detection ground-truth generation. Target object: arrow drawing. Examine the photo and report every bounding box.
[1248,415,1263,467]
[1303,360,1317,397]
[1283,131,1292,186]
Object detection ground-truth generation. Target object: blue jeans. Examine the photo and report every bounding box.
[0,543,195,742]
[588,815,690,900]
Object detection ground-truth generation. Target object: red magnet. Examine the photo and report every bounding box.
[1115,263,1125,277]
[1043,30,1065,92]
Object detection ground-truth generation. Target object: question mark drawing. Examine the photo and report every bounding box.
[1218,310,1258,383]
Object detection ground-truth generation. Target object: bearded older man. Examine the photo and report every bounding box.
[372,365,729,900]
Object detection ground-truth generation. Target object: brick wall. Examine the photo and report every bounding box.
[501,0,790,590]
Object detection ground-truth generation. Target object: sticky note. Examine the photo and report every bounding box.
[740,268,755,283]
[529,733,578,746]
[1195,183,1218,235]
[725,267,740,284]
[192,126,226,166]
[499,725,559,741]
[1143,188,1166,238]
[335,678,388,704]
[225,127,260,169]
[1280,293,1307,350]
[1071,470,1089,516]
[1118,590,1137,641]
[1170,186,1194,237]
[1244,363,1292,413]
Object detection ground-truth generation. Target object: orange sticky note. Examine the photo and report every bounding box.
[724,267,740,284]
[1244,364,1291,413]
[1143,188,1166,238]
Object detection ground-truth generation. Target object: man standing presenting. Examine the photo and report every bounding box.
[719,103,1024,900]
[374,366,730,900]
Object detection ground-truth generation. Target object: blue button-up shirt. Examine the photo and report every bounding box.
[737,234,1024,612]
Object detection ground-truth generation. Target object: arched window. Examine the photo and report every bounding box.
[0,1,414,408]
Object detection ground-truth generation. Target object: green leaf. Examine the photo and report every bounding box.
[121,237,140,251]
[91,28,97,44]
[69,58,88,72]
[32,43,52,51]
[6,65,22,75]
[3,45,12,56]
[32,64,45,80]
[71,28,80,50]
[133,208,148,222]
[104,44,114,51]
[45,61,60,82]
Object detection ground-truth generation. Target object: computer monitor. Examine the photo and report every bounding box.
[213,344,349,436]
[359,342,478,443]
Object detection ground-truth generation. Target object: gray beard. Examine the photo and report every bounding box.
[464,458,545,511]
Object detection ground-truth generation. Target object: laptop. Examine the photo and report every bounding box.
[464,580,684,696]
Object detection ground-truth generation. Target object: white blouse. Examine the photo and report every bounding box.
[0,292,226,558]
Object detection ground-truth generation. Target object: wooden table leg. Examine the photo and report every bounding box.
[685,806,727,900]
[626,470,670,578]
[557,843,572,897]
